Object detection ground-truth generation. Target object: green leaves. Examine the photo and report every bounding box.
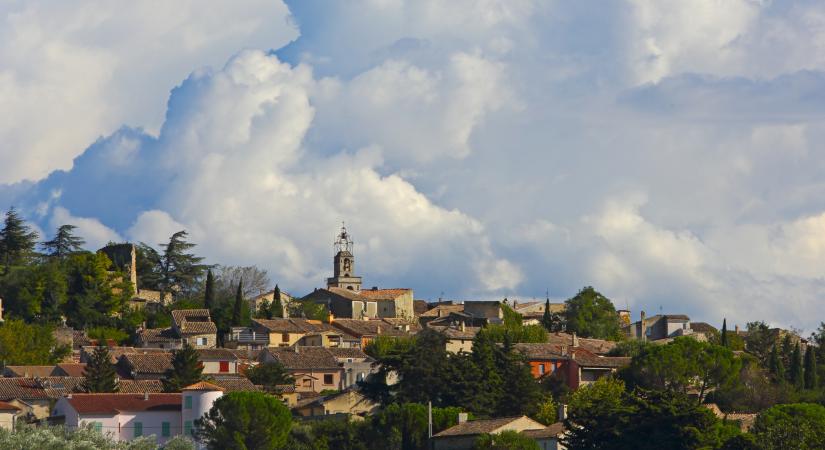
[563,286,622,341]
[752,403,825,450]
[197,391,292,450]
[0,319,68,365]
[162,342,203,392]
[82,346,119,393]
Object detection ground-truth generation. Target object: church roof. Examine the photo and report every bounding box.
[358,288,412,300]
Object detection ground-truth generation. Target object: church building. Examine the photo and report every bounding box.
[302,225,414,322]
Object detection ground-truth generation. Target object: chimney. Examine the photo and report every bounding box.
[572,332,579,348]
[460,321,466,332]
[295,345,300,353]
[458,413,468,424]
[735,324,740,334]
[557,404,568,421]
[640,311,647,342]
[144,392,149,401]
[376,326,382,335]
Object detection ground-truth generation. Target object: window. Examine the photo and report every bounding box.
[323,374,334,385]
[219,361,230,372]
[282,333,289,342]
[161,422,170,437]
[196,337,207,346]
[184,395,193,409]
[133,422,143,437]
[356,372,364,382]
[184,421,193,436]
[538,364,545,375]
[302,379,311,387]
[92,422,102,433]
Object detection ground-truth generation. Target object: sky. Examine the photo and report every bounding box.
[2,0,825,332]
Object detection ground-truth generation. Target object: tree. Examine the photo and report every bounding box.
[0,424,171,449]
[790,343,804,388]
[82,346,118,393]
[245,362,294,389]
[212,265,270,299]
[63,252,133,328]
[369,402,462,450]
[41,224,85,258]
[623,337,740,403]
[805,346,818,389]
[272,285,283,318]
[0,320,69,365]
[163,343,203,392]
[752,403,825,450]
[204,269,216,310]
[563,286,622,340]
[495,336,543,417]
[197,391,292,450]
[535,397,558,425]
[0,259,67,321]
[768,345,785,382]
[139,230,207,299]
[542,298,553,331]
[744,321,775,364]
[0,207,39,271]
[232,279,245,326]
[720,318,728,348]
[473,431,540,450]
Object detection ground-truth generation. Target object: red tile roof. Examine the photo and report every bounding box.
[358,288,412,300]
[65,393,182,414]
[0,401,19,411]
[182,381,225,392]
[56,363,87,377]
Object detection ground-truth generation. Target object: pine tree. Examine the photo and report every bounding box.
[163,343,203,392]
[0,207,39,271]
[468,332,504,416]
[805,346,818,389]
[720,318,728,348]
[272,284,283,318]
[232,279,244,326]
[42,224,85,258]
[204,269,216,310]
[542,298,553,331]
[790,343,804,388]
[768,345,785,382]
[142,230,207,299]
[82,346,118,393]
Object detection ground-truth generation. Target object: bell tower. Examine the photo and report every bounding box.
[327,224,362,291]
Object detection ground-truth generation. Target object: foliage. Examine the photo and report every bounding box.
[790,343,804,388]
[212,265,270,300]
[767,345,785,382]
[0,207,39,271]
[86,327,129,345]
[370,402,463,450]
[709,330,745,351]
[0,259,67,321]
[0,424,167,450]
[607,340,650,358]
[563,286,622,341]
[232,279,247,326]
[805,346,818,389]
[477,323,548,344]
[707,356,789,413]
[622,337,740,402]
[197,391,292,450]
[63,252,134,328]
[751,403,825,450]
[82,346,119,393]
[290,299,330,322]
[473,431,540,450]
[138,230,207,300]
[245,361,294,389]
[163,342,203,392]
[744,321,775,364]
[563,378,743,450]
[721,318,728,348]
[0,319,69,365]
[42,224,85,258]
[534,396,558,425]
[272,285,283,318]
[204,269,215,310]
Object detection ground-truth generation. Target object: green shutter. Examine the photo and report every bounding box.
[93,422,102,433]
[134,422,142,437]
[162,421,170,437]
[184,421,193,436]
[184,395,192,409]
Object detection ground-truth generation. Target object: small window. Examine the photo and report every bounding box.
[134,422,143,437]
[282,333,289,342]
[93,422,102,433]
[324,374,334,385]
[184,395,193,409]
[538,364,545,375]
[219,361,230,372]
[302,379,311,387]
[162,421,170,437]
[184,421,193,436]
[356,372,364,382]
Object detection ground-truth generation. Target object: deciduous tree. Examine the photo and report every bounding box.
[752,403,825,450]
[245,361,294,390]
[563,286,622,341]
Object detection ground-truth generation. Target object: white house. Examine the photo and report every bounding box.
[51,382,225,448]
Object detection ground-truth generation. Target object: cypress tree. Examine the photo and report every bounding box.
[204,269,216,310]
[768,345,784,382]
[82,346,118,393]
[805,346,818,389]
[542,298,552,331]
[232,279,244,326]
[163,342,203,392]
[0,207,39,271]
[272,284,283,319]
[720,318,728,348]
[790,343,804,388]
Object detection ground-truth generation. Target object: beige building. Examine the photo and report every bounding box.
[432,415,550,450]
[171,309,217,348]
[0,402,20,430]
[292,389,379,419]
[248,288,293,316]
[259,347,344,393]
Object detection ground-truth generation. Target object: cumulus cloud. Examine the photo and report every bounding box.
[49,206,121,250]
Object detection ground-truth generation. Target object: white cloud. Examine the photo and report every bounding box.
[49,206,121,250]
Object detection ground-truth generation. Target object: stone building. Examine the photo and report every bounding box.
[99,243,171,307]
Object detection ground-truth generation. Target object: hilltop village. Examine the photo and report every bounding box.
[0,211,820,449]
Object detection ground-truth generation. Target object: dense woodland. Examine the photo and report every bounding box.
[3,206,825,448]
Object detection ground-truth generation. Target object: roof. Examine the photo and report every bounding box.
[171,309,217,335]
[326,347,370,360]
[421,305,465,318]
[429,325,481,340]
[118,380,163,393]
[575,354,632,368]
[546,332,617,355]
[209,377,260,392]
[253,318,337,334]
[357,288,412,300]
[0,401,20,412]
[522,422,565,439]
[326,287,367,302]
[514,343,566,360]
[690,322,718,333]
[663,314,691,321]
[0,377,85,401]
[331,319,419,338]
[182,381,225,392]
[413,300,429,315]
[64,393,181,414]
[82,346,167,364]
[196,348,239,361]
[119,353,173,374]
[138,327,180,343]
[55,363,87,377]
[3,366,56,378]
[434,416,542,437]
[262,347,341,370]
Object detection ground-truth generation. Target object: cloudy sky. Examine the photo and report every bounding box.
[3,0,825,332]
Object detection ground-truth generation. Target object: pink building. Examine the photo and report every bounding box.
[51,382,226,447]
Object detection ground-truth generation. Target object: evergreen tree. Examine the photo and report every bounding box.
[204,269,215,310]
[82,346,118,393]
[163,343,203,392]
[232,279,244,326]
[790,343,804,388]
[804,346,818,389]
[467,332,503,416]
[542,298,552,331]
[780,334,794,377]
[768,345,785,382]
[720,318,728,348]
[255,299,272,319]
[272,284,283,318]
[140,230,207,299]
[495,335,543,416]
[41,224,85,258]
[0,207,39,271]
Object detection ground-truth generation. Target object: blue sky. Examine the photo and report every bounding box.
[3,0,825,332]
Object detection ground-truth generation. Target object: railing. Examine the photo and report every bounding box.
[228,330,269,344]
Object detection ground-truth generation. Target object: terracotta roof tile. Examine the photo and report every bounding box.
[117,380,163,393]
[196,349,238,361]
[434,416,541,437]
[138,327,180,344]
[2,366,56,378]
[326,347,371,360]
[208,377,259,392]
[253,318,337,334]
[119,353,173,375]
[55,363,87,377]
[262,347,341,370]
[0,401,20,411]
[65,393,181,414]
[421,305,465,318]
[182,381,225,392]
[358,288,412,300]
[171,309,217,335]
[331,319,419,338]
